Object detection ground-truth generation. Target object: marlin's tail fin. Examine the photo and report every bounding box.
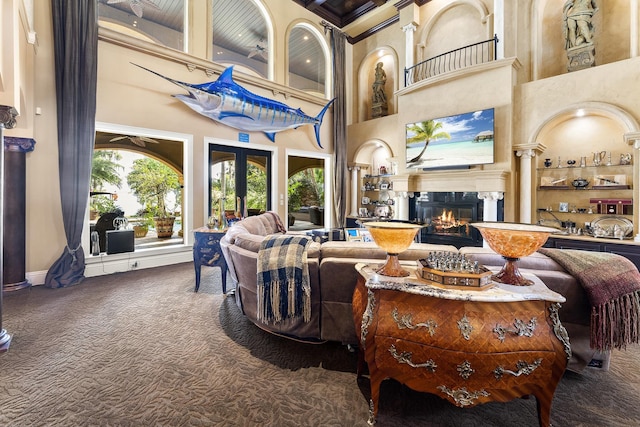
[314,98,335,149]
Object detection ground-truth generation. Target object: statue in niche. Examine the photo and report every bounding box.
[563,0,598,71]
[371,62,388,118]
[563,0,598,49]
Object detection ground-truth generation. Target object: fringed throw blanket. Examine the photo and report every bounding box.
[257,234,312,324]
[538,248,640,351]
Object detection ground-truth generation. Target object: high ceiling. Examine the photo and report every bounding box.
[291,0,390,28]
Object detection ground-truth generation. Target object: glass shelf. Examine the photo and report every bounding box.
[537,164,632,171]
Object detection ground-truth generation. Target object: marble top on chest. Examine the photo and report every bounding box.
[355,263,565,304]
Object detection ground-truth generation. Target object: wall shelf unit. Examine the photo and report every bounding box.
[536,163,634,234]
[359,174,394,218]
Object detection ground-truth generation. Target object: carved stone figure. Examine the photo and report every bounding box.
[372,62,386,103]
[563,0,598,49]
[371,62,388,118]
[563,0,598,71]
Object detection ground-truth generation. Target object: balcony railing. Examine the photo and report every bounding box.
[405,35,499,86]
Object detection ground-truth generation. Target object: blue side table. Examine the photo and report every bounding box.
[193,227,228,293]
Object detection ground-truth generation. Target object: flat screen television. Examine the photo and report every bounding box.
[405,108,494,170]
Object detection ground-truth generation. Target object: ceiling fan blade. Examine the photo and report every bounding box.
[129,137,147,147]
[109,136,128,142]
[137,136,160,144]
[130,3,144,18]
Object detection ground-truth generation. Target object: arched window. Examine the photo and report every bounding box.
[97,0,186,51]
[288,24,327,96]
[212,0,271,79]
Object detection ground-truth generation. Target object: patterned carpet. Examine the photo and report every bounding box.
[1,262,639,426]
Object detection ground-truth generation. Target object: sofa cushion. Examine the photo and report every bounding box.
[320,241,457,260]
[224,211,285,244]
[233,233,321,258]
[234,234,267,253]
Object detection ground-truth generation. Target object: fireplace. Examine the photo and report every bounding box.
[409,192,502,248]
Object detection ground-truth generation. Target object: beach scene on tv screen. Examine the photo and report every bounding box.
[405,108,494,169]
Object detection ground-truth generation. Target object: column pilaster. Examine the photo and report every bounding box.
[4,137,35,292]
[477,191,504,248]
[0,104,19,353]
[516,149,536,223]
[402,23,417,79]
[348,165,361,217]
[493,0,504,59]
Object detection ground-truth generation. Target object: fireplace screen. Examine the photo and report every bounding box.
[411,192,485,247]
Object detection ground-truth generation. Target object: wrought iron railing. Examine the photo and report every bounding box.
[405,35,499,86]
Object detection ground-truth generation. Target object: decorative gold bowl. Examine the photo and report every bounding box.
[471,222,557,286]
[364,221,423,277]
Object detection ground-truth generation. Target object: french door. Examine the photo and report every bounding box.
[209,144,272,219]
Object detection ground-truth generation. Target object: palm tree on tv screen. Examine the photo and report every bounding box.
[406,120,451,164]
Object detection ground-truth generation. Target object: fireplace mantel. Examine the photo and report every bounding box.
[390,169,510,193]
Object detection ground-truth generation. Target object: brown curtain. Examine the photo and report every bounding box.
[45,0,98,288]
[327,25,348,227]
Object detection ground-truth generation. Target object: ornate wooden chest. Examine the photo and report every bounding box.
[352,263,571,426]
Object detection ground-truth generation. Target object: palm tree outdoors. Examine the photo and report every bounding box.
[406,120,451,164]
[91,150,123,191]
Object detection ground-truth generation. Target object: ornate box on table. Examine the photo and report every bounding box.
[416,253,493,289]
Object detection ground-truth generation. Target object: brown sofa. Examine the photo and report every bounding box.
[220,212,610,373]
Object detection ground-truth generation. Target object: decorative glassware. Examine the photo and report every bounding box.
[364,221,423,277]
[544,158,552,168]
[471,222,557,286]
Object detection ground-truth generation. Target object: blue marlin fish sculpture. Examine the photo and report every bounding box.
[133,63,334,148]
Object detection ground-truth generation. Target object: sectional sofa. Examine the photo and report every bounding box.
[220,212,611,373]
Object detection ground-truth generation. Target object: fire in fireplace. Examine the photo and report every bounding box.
[431,209,469,234]
[409,192,498,248]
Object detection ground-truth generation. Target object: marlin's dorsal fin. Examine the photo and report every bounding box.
[218,66,235,83]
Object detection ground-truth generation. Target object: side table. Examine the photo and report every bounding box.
[193,227,228,293]
[352,263,571,426]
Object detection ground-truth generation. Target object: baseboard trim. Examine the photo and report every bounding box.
[27,245,193,285]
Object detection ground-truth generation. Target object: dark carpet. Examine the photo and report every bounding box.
[1,262,638,426]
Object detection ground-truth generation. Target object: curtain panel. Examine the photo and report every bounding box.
[45,0,98,288]
[328,27,347,228]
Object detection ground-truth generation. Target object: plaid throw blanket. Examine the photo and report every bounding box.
[539,248,640,351]
[257,234,312,324]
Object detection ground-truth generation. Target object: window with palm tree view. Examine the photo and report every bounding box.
[90,132,184,251]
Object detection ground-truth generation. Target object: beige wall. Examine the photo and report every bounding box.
[22,1,334,275]
[5,0,640,278]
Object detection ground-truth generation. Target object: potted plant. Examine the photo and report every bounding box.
[89,194,120,219]
[132,213,154,238]
[127,158,182,239]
